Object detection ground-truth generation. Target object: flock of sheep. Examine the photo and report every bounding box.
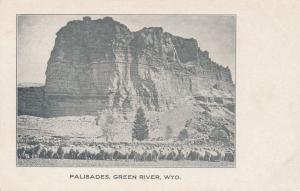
[17,142,235,162]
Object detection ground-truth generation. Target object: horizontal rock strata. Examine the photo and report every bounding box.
[18,16,235,118]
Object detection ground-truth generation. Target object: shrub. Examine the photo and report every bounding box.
[178,129,189,141]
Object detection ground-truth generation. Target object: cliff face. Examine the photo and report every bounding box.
[18,86,45,117]
[42,16,234,117]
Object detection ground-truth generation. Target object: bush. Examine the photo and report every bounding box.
[209,129,229,142]
[178,129,189,141]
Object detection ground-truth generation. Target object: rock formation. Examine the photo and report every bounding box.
[18,85,45,117]
[18,16,235,142]
[36,16,234,117]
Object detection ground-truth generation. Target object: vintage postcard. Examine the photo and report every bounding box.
[0,0,299,191]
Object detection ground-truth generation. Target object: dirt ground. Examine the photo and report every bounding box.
[17,159,234,168]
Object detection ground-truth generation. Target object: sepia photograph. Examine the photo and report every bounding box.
[17,14,236,167]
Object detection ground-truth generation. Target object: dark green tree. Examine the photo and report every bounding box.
[132,107,149,141]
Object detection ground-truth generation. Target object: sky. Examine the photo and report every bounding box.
[17,15,236,84]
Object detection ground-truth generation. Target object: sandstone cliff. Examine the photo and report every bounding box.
[41,16,234,117]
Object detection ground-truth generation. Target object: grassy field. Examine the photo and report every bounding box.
[17,159,234,168]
